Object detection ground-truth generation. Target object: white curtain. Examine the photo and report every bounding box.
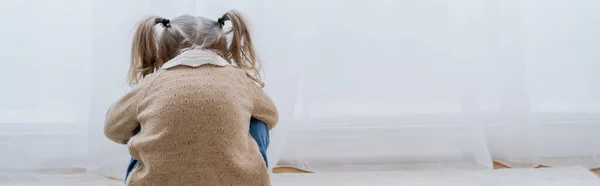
[269,0,600,171]
[1,0,598,179]
[0,0,92,170]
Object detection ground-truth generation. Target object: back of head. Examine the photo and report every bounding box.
[129,10,262,87]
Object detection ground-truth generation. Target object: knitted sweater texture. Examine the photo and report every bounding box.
[105,65,278,186]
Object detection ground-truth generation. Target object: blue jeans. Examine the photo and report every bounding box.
[125,117,270,181]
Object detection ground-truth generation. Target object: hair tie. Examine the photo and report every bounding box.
[159,18,171,28]
[217,17,226,28]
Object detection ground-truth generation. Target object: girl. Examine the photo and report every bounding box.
[105,10,278,186]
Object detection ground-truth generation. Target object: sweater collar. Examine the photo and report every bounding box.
[159,49,230,71]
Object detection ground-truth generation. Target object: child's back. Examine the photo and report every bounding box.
[104,10,278,185]
[106,65,277,185]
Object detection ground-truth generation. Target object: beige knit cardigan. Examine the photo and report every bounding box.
[104,65,278,186]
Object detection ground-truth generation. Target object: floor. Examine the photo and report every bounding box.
[273,161,600,177]
[0,166,598,186]
[271,167,600,186]
[0,161,597,185]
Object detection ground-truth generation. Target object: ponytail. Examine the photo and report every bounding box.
[218,10,263,87]
[129,16,170,85]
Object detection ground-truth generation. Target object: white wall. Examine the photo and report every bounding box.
[0,0,92,170]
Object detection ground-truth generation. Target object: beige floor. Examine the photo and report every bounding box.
[3,166,599,186]
[273,161,600,177]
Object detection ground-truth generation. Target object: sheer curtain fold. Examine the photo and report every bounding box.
[520,0,600,168]
[278,0,495,171]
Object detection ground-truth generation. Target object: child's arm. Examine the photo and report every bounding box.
[251,87,279,131]
[104,87,144,144]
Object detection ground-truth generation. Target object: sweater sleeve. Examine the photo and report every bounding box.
[104,87,143,144]
[251,87,279,131]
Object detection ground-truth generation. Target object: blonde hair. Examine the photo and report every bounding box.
[129,10,263,87]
